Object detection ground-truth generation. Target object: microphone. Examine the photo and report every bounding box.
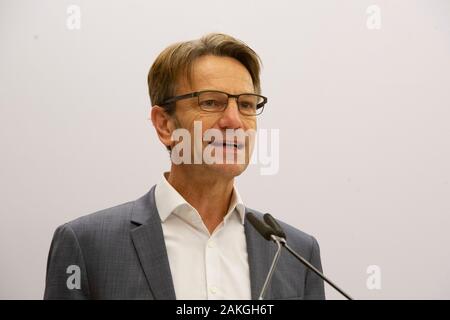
[247,212,273,241]
[246,212,285,300]
[263,213,353,300]
[263,214,286,239]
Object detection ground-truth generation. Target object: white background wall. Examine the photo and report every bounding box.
[1,0,449,299]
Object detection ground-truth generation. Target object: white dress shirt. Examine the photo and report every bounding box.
[154,172,251,300]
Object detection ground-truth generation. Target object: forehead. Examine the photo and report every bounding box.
[177,55,255,94]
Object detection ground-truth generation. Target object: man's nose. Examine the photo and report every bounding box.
[218,98,243,129]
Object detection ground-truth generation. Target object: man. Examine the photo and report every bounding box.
[44,33,325,300]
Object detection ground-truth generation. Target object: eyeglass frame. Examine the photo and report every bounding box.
[160,90,268,116]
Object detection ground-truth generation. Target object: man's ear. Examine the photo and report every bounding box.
[150,105,175,150]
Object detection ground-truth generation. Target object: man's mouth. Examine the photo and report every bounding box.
[208,140,244,150]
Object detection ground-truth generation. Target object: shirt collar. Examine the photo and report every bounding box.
[154,171,246,225]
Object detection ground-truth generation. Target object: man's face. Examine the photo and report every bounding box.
[170,54,257,179]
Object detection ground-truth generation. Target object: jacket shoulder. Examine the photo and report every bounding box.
[62,200,135,238]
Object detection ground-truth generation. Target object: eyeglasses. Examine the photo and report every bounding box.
[160,90,268,116]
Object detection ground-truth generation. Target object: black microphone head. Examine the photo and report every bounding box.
[263,213,287,239]
[246,212,273,241]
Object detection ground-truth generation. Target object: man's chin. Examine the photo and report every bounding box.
[205,162,248,178]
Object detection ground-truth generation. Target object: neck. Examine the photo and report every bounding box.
[166,165,235,234]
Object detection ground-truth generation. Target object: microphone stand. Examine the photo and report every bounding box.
[264,213,353,300]
[283,242,353,300]
[258,235,285,300]
[247,212,353,300]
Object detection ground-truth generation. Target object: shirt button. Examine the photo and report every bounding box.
[209,286,218,294]
[207,241,215,248]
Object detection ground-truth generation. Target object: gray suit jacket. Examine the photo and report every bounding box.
[44,185,325,300]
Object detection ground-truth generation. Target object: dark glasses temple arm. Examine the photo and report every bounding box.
[161,92,197,105]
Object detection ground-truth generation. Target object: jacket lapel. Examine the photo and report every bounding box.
[244,209,276,299]
[130,185,176,300]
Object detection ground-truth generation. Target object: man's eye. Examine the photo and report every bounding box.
[240,102,255,109]
[201,100,220,107]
